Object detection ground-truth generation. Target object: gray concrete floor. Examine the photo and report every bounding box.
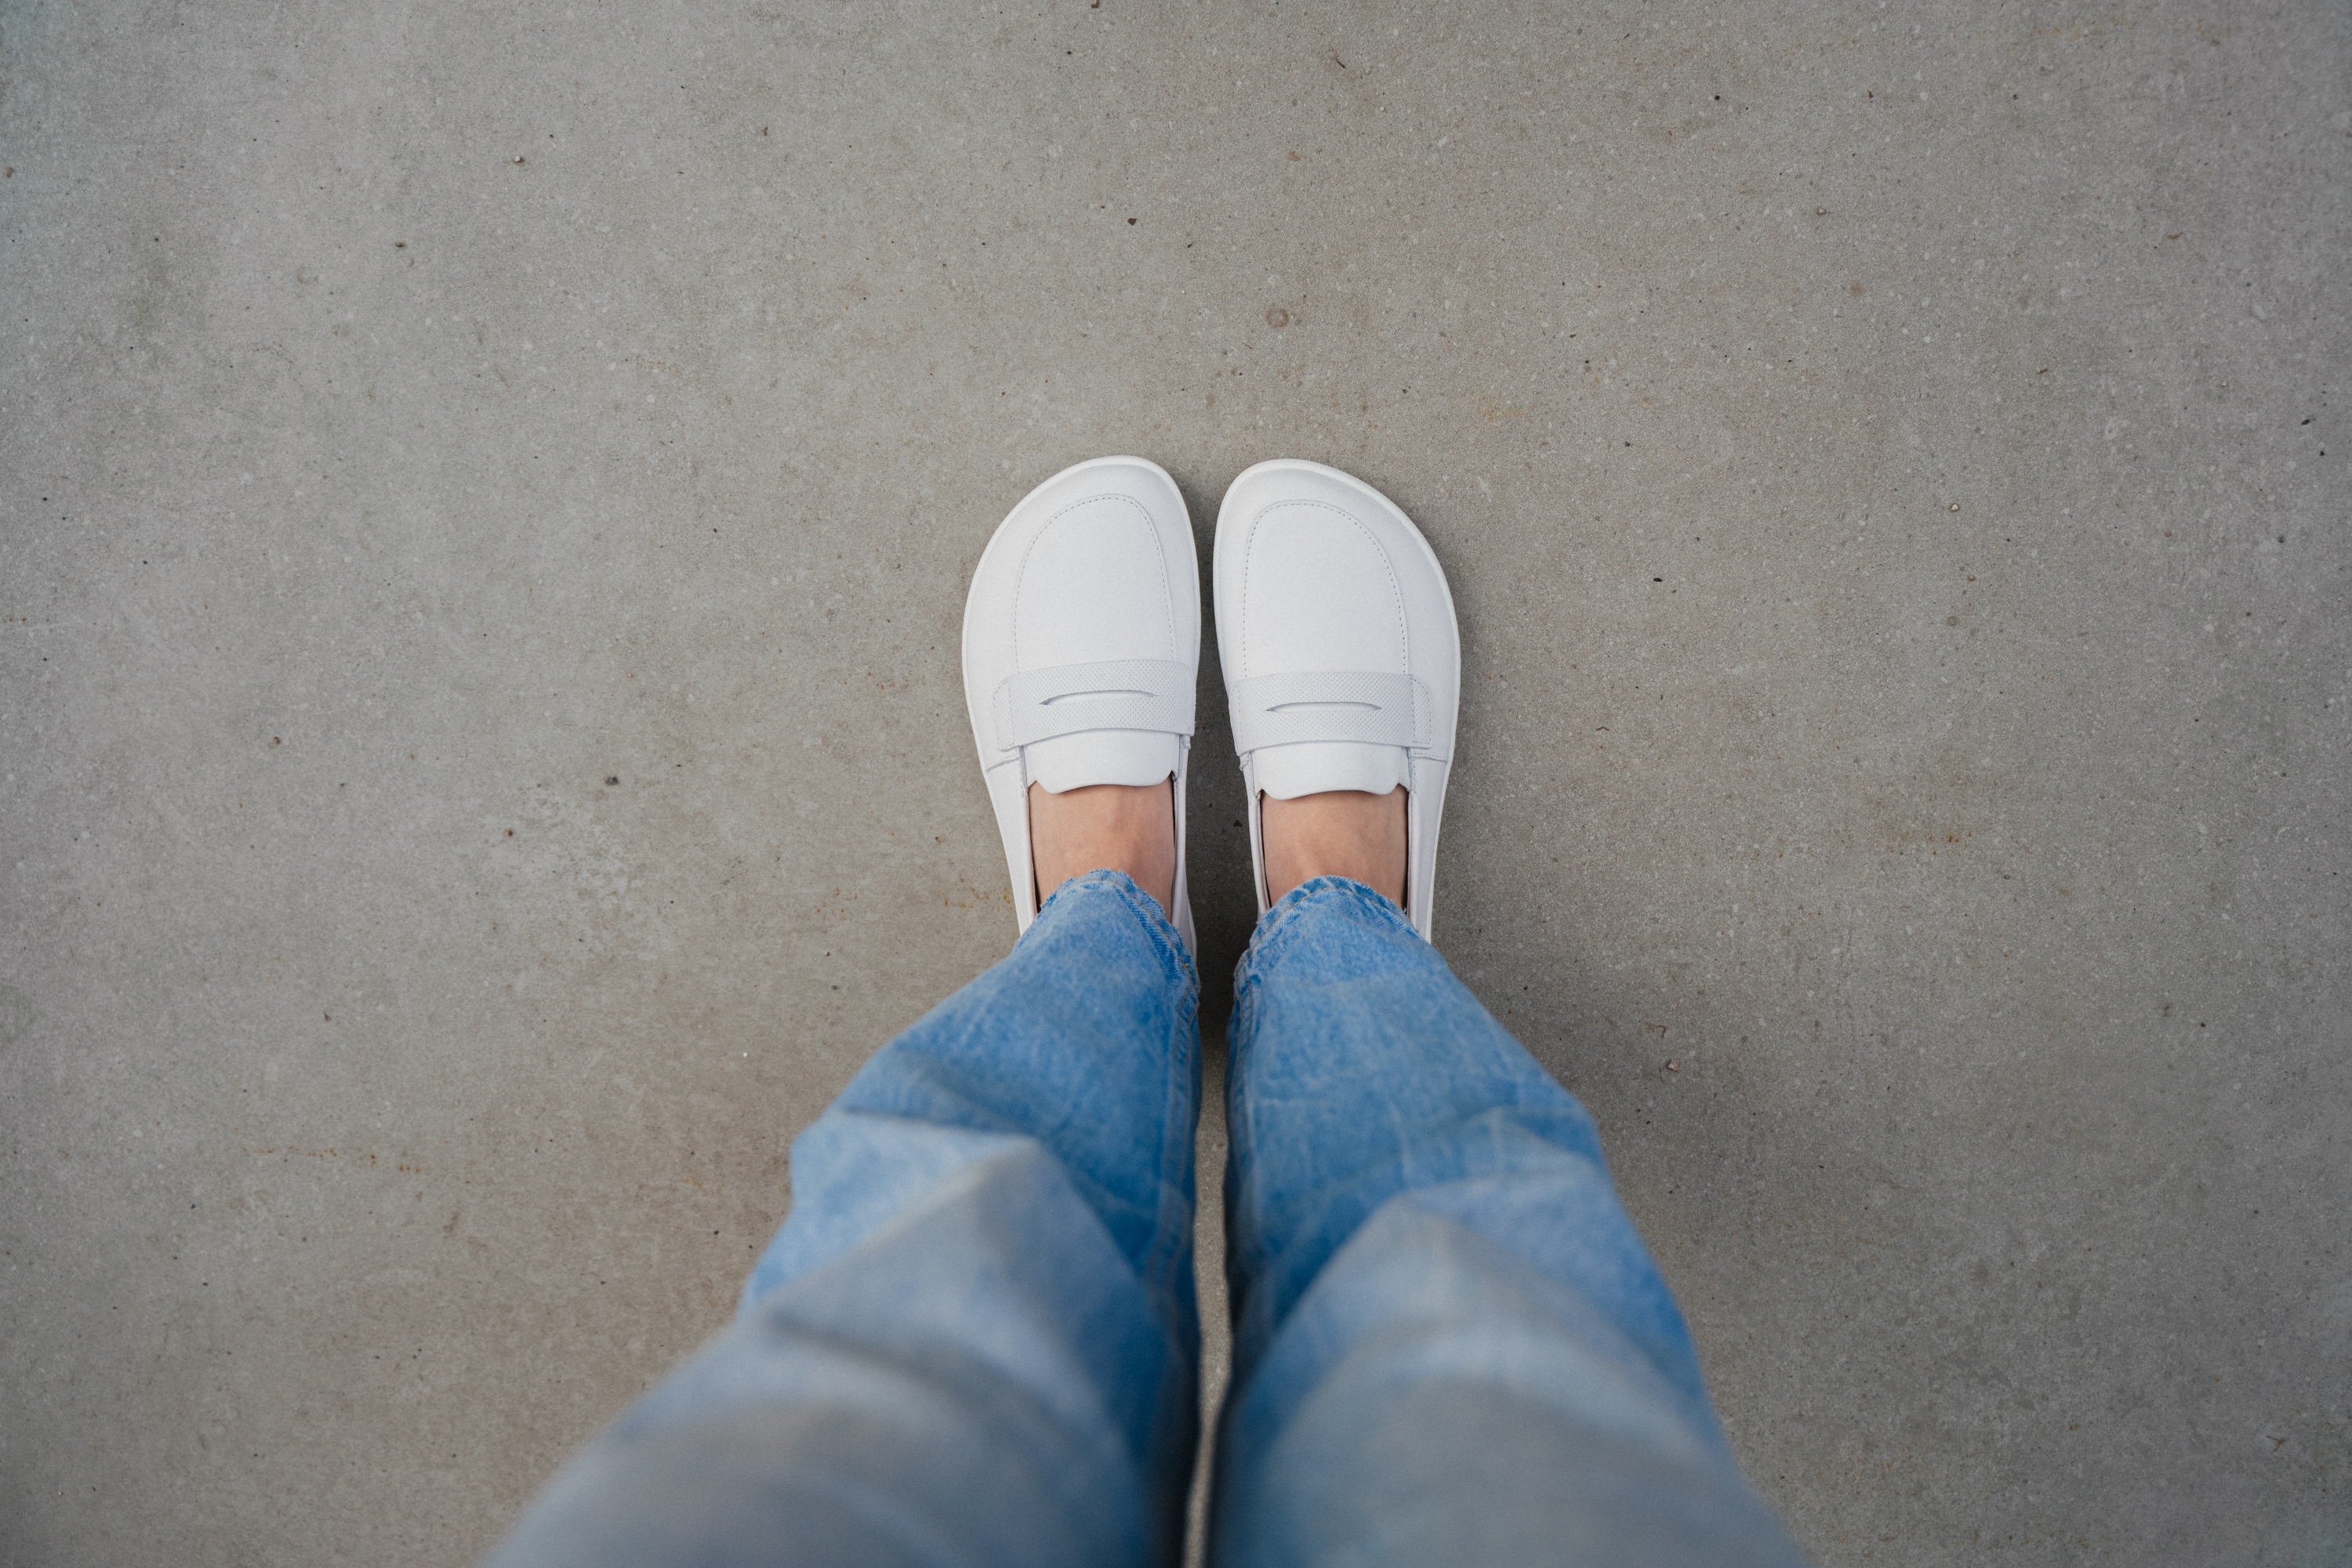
[4,2,2347,1563]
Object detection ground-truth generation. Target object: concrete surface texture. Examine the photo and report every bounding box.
[3,1,2347,1563]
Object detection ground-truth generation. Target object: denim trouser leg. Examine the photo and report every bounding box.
[1211,877,1808,1567]
[483,869,1202,1568]
[484,869,1805,1568]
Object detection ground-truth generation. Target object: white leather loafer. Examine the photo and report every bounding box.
[962,456,1200,953]
[1213,459,1460,939]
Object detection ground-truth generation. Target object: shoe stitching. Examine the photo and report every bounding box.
[1011,489,1176,676]
[1237,496,1407,699]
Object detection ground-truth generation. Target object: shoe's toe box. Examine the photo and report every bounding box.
[967,460,1198,793]
[1221,467,1451,800]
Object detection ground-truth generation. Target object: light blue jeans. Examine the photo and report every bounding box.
[486,873,1809,1567]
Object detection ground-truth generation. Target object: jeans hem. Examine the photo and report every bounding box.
[1243,875,1415,971]
[1036,868,1200,993]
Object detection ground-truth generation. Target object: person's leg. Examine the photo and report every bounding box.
[1210,871,1809,1567]
[486,866,1201,1568]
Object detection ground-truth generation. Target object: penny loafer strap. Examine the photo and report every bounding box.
[992,658,1197,751]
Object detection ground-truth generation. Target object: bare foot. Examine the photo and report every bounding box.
[1262,786,1406,908]
[1029,778,1177,919]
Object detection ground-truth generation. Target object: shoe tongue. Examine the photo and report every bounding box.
[1026,731,1179,793]
[1253,741,1409,801]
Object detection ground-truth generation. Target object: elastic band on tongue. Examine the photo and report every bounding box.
[1253,741,1408,801]
[1025,730,1180,794]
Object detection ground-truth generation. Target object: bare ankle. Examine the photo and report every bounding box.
[1028,779,1178,920]
[1261,786,1406,908]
